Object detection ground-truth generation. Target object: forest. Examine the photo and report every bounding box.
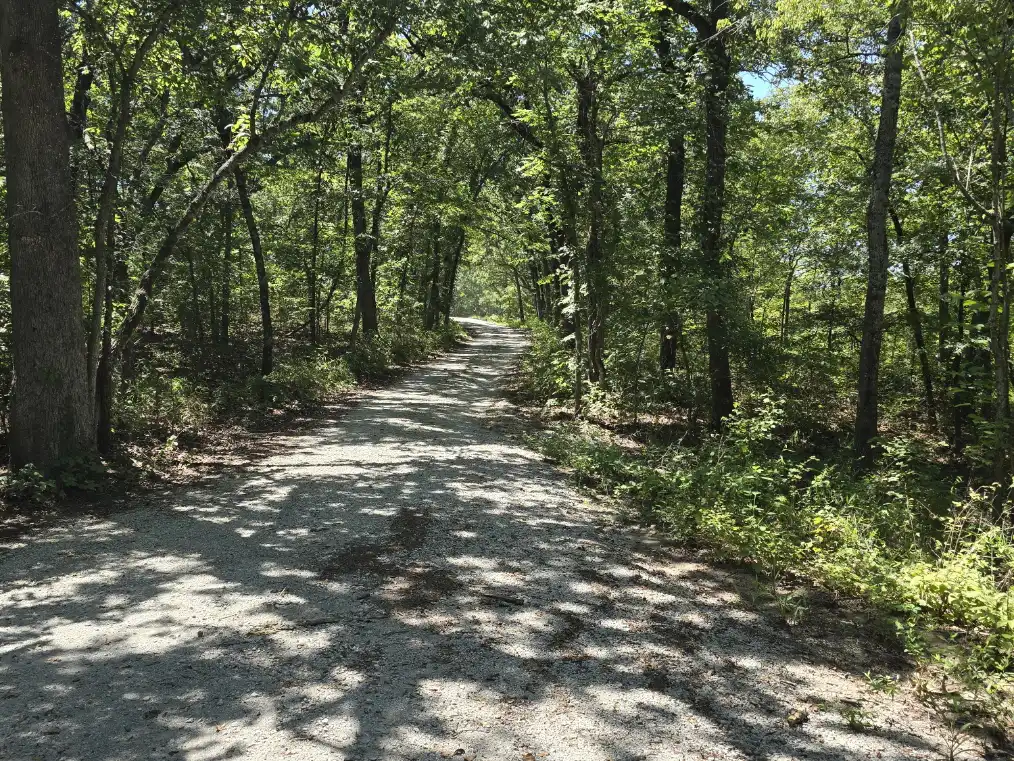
[2,0,1014,746]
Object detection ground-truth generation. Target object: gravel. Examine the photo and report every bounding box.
[0,320,969,760]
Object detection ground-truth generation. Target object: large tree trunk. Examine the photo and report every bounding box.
[855,6,905,463]
[235,168,274,376]
[0,0,95,471]
[349,143,379,337]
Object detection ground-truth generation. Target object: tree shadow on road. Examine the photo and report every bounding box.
[0,323,945,761]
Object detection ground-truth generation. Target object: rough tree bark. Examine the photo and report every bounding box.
[0,0,96,470]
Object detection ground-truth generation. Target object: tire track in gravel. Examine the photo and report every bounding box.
[0,319,962,761]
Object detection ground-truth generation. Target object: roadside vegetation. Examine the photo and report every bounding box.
[511,321,1014,743]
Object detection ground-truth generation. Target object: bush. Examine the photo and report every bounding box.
[0,465,58,506]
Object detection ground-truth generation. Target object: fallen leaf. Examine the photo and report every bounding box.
[786,709,809,728]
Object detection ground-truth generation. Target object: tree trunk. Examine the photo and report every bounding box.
[87,13,169,404]
[186,248,205,345]
[576,69,607,384]
[660,131,686,371]
[890,210,936,428]
[95,218,117,454]
[903,257,937,428]
[988,53,1012,496]
[572,257,585,416]
[235,167,273,376]
[780,259,797,344]
[425,221,443,331]
[656,13,686,374]
[855,6,905,463]
[0,0,95,470]
[953,274,969,449]
[309,163,323,345]
[441,227,467,324]
[989,219,1012,492]
[938,234,950,364]
[699,6,735,429]
[513,268,526,323]
[349,143,379,338]
[220,196,233,346]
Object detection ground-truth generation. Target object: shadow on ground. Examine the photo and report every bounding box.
[0,321,950,761]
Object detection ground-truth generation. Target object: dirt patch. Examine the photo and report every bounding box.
[319,506,434,581]
[380,566,462,611]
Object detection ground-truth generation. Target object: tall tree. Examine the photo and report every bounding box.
[0,0,96,470]
[234,167,274,376]
[669,0,736,428]
[349,141,380,337]
[855,3,906,462]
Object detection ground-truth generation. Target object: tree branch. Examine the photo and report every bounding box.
[909,29,990,218]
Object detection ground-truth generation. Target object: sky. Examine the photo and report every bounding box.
[740,71,774,99]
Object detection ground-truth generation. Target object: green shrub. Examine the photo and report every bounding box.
[516,320,573,402]
[0,465,58,506]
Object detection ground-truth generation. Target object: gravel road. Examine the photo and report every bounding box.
[0,320,966,760]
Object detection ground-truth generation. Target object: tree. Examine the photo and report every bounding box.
[668,0,738,428]
[855,2,906,462]
[0,0,96,471]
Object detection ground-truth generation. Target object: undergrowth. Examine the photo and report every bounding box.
[516,321,1014,741]
[0,322,464,502]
